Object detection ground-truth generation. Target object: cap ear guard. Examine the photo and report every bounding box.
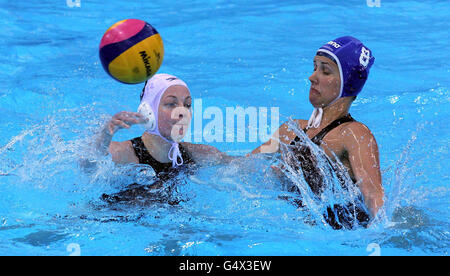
[342,66,368,97]
[137,101,156,131]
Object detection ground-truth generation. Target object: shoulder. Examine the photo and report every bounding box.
[340,121,373,137]
[109,140,139,164]
[109,140,133,155]
[340,121,377,148]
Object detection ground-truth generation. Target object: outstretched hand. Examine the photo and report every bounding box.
[107,111,148,135]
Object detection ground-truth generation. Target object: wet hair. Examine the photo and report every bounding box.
[316,51,337,65]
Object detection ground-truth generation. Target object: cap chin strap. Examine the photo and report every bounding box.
[161,136,183,168]
[168,142,183,167]
[146,130,184,168]
[307,107,323,129]
[307,95,342,129]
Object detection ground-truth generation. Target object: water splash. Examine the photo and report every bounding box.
[270,118,370,230]
[0,105,123,211]
[1,104,448,255]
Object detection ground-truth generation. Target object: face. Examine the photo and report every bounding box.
[157,85,192,142]
[308,55,341,108]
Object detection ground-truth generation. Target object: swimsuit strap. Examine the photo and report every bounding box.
[130,137,193,175]
[310,113,355,145]
[292,114,355,146]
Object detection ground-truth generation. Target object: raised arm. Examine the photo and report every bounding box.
[81,111,146,169]
[342,123,384,218]
[94,112,144,153]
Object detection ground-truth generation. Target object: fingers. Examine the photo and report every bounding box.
[107,111,148,135]
[108,123,115,135]
[112,111,148,127]
[124,112,145,120]
[134,112,149,124]
[127,112,148,124]
[111,119,131,129]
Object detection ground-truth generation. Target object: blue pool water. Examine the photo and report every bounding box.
[0,0,449,256]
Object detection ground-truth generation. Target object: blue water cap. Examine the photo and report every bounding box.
[317,36,375,98]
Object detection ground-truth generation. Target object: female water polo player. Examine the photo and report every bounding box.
[251,36,384,228]
[94,73,231,204]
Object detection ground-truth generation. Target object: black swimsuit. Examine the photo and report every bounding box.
[287,114,370,229]
[130,137,194,179]
[289,114,355,195]
[101,137,195,205]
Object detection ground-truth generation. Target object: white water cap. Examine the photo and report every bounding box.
[138,73,189,167]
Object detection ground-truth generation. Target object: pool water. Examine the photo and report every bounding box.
[0,0,449,256]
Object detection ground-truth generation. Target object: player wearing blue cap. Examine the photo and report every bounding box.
[252,36,384,226]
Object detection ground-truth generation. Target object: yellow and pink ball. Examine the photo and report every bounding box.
[99,19,164,84]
